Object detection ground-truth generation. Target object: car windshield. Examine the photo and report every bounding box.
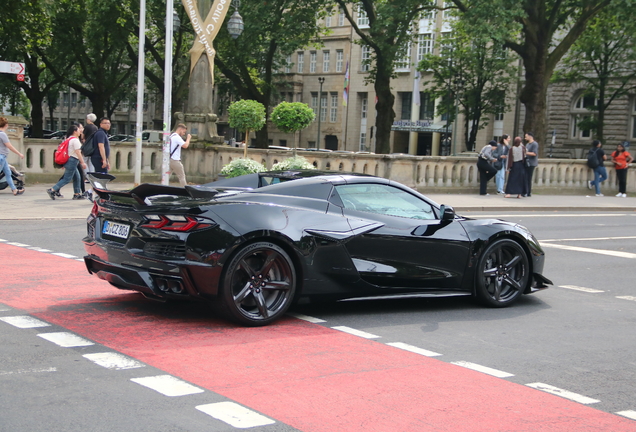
[335,184,435,220]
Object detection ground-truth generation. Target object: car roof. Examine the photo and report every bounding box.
[201,170,375,189]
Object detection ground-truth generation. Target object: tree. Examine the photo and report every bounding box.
[450,0,614,154]
[228,99,266,157]
[555,0,636,142]
[335,0,435,154]
[271,102,316,149]
[213,0,329,148]
[420,15,516,151]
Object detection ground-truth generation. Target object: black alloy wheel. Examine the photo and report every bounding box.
[219,242,296,326]
[476,239,529,307]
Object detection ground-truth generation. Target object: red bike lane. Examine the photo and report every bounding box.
[1,244,635,432]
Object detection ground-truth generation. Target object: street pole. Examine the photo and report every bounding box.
[161,0,175,185]
[316,77,324,149]
[134,0,146,186]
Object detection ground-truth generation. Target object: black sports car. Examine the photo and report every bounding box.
[83,171,552,326]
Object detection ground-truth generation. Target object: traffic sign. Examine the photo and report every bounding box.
[17,74,25,82]
[0,60,26,75]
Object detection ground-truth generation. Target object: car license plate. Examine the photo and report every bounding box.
[102,220,130,239]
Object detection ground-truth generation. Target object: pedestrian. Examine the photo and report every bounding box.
[477,140,499,195]
[169,123,191,187]
[586,140,607,197]
[495,134,510,194]
[505,137,528,198]
[83,113,98,173]
[0,116,25,196]
[46,124,88,200]
[610,143,633,197]
[91,117,111,173]
[524,132,539,197]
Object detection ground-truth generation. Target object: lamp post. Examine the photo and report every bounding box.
[161,3,180,185]
[134,0,146,185]
[316,77,325,149]
[227,0,244,39]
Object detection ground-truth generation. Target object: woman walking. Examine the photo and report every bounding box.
[495,134,510,194]
[46,125,88,200]
[611,143,633,197]
[504,137,528,198]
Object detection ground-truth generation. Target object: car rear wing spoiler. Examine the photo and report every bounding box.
[86,173,247,205]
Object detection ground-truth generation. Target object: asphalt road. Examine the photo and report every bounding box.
[1,211,635,431]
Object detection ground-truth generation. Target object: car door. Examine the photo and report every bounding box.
[333,182,471,290]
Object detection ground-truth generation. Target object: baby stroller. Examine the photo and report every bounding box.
[0,164,25,191]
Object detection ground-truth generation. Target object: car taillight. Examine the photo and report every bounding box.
[140,215,213,232]
[90,201,99,217]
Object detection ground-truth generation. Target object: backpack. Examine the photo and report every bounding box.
[81,134,96,157]
[53,137,73,167]
[586,147,600,169]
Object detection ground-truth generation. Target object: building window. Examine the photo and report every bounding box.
[285,55,292,73]
[323,51,330,73]
[495,112,504,121]
[419,92,435,120]
[310,51,316,73]
[443,1,454,19]
[394,44,411,72]
[79,97,86,108]
[418,33,434,62]
[320,93,328,122]
[361,94,368,119]
[357,7,369,27]
[63,92,69,108]
[571,94,597,139]
[338,8,345,26]
[71,93,77,108]
[325,14,332,27]
[361,45,371,72]
[360,132,367,151]
[400,92,412,120]
[336,50,344,73]
[330,93,338,122]
[297,52,304,73]
[311,92,318,115]
[121,100,129,111]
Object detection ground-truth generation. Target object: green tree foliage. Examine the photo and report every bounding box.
[451,0,614,152]
[213,0,329,148]
[555,0,636,142]
[228,99,266,134]
[335,0,435,154]
[271,102,315,133]
[419,13,516,151]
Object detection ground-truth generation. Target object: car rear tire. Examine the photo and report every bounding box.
[218,242,296,326]
[476,239,529,307]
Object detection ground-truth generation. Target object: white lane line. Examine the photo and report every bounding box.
[387,342,442,357]
[616,410,636,421]
[130,375,204,397]
[38,332,94,347]
[28,247,52,253]
[0,367,57,376]
[51,252,78,259]
[196,402,276,428]
[542,235,636,242]
[6,242,30,247]
[451,361,514,378]
[617,296,636,302]
[559,285,604,293]
[0,238,6,242]
[541,243,636,259]
[331,326,380,339]
[526,382,600,404]
[0,305,10,312]
[288,313,326,323]
[76,258,84,262]
[83,352,145,370]
[0,316,51,328]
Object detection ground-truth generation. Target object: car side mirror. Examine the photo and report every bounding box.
[439,205,455,222]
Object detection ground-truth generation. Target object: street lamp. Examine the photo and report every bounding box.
[161,2,179,185]
[227,0,244,39]
[316,77,325,149]
[134,0,147,186]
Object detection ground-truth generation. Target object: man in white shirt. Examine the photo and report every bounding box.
[169,123,191,186]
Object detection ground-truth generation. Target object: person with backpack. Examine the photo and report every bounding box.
[0,116,25,196]
[169,123,191,187]
[46,125,88,200]
[586,139,607,196]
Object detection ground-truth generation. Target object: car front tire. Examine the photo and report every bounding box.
[219,242,297,326]
[476,239,529,307]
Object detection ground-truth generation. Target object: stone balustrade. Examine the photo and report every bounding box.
[16,139,635,194]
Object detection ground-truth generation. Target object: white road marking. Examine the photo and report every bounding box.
[51,252,78,259]
[130,375,204,397]
[331,326,380,339]
[616,410,636,421]
[28,247,52,252]
[541,243,636,259]
[0,238,6,242]
[559,285,604,293]
[76,258,84,262]
[196,402,276,428]
[6,242,30,247]
[451,361,514,378]
[387,342,442,357]
[526,382,600,404]
[0,305,10,312]
[38,332,94,347]
[288,313,326,323]
[0,367,57,376]
[83,352,145,370]
[542,236,636,242]
[0,316,51,328]
[617,296,636,302]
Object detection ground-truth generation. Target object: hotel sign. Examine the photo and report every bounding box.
[391,120,439,132]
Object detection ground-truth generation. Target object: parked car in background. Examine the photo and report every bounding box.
[44,130,66,139]
[109,134,134,142]
[142,130,164,143]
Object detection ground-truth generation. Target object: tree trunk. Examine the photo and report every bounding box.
[519,59,549,155]
[374,67,396,154]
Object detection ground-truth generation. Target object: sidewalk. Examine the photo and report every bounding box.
[1,183,636,220]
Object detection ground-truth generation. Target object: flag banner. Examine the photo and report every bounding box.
[343,61,350,106]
